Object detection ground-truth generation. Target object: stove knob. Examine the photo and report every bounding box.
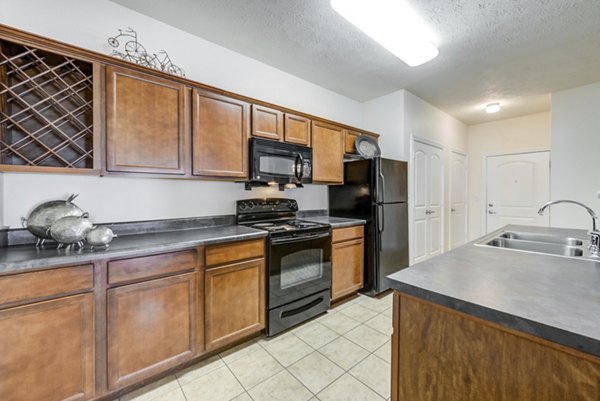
[239,202,247,210]
[247,201,255,209]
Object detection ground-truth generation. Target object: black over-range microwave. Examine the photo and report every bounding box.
[249,138,312,189]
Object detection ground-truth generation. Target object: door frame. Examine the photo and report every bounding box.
[409,134,445,265]
[449,149,468,249]
[483,149,551,234]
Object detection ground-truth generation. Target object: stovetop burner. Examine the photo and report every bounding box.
[236,198,330,237]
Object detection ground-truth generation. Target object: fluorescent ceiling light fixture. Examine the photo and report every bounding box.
[330,0,439,67]
[485,103,501,113]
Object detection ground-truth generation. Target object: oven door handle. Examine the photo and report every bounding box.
[271,232,330,244]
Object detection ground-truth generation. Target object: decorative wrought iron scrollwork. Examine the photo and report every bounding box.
[107,28,185,77]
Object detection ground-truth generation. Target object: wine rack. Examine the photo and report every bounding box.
[0,39,94,169]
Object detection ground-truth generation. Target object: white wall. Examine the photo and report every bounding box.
[403,91,468,254]
[2,174,327,227]
[551,81,600,230]
[467,112,551,239]
[362,90,405,160]
[0,0,366,227]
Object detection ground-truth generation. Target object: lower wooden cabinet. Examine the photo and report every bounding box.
[392,294,600,401]
[0,293,94,401]
[205,258,266,350]
[331,225,364,302]
[107,273,196,390]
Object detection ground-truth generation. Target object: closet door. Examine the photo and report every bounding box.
[412,140,444,264]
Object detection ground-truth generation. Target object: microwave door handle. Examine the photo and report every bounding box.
[295,153,304,180]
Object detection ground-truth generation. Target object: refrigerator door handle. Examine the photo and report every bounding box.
[379,171,386,203]
[378,203,385,235]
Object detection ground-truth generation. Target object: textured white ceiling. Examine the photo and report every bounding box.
[111,0,600,124]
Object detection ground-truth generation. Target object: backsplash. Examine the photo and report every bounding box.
[1,173,329,228]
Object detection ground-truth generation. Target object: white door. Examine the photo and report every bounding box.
[412,140,444,264]
[486,151,550,233]
[450,151,468,249]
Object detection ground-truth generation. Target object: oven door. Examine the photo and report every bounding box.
[268,231,331,309]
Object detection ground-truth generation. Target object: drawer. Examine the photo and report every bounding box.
[332,225,364,243]
[205,239,265,267]
[0,264,94,306]
[108,250,197,285]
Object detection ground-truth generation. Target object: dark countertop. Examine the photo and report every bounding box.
[386,225,600,357]
[0,225,267,275]
[303,216,366,228]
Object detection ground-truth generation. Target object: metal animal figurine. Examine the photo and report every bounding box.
[86,226,117,250]
[48,213,93,249]
[21,194,83,247]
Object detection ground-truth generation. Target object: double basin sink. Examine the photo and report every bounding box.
[477,229,598,261]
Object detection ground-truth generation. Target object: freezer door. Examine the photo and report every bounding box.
[380,158,408,203]
[328,159,375,220]
[375,202,409,293]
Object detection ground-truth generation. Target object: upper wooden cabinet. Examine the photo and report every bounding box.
[106,66,188,175]
[0,294,94,401]
[312,121,345,184]
[284,113,311,146]
[345,130,361,154]
[251,105,283,141]
[345,130,379,154]
[192,89,250,178]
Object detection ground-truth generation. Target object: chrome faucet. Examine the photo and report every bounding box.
[538,199,600,256]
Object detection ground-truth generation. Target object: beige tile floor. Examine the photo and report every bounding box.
[119,292,393,401]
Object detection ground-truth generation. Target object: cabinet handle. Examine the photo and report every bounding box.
[488,210,496,215]
[451,208,457,212]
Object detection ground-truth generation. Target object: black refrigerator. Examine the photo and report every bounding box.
[329,158,409,295]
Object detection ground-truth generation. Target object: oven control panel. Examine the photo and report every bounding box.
[237,198,298,214]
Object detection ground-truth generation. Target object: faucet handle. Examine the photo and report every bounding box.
[589,231,600,257]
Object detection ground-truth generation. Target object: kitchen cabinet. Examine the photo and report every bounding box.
[106,66,188,175]
[204,239,266,350]
[345,130,380,154]
[107,272,196,390]
[331,225,364,302]
[252,104,284,141]
[312,120,345,184]
[192,89,250,178]
[284,113,311,146]
[391,293,600,401]
[0,293,94,401]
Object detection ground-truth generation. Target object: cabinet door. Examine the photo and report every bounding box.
[192,89,250,178]
[107,273,195,390]
[312,121,344,183]
[345,130,360,154]
[106,66,187,174]
[284,113,311,145]
[252,105,283,141]
[205,258,265,350]
[331,238,364,302]
[0,294,94,401]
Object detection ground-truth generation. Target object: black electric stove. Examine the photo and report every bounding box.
[237,198,332,336]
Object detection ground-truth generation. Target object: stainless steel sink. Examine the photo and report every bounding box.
[475,229,598,261]
[485,238,584,257]
[498,231,583,246]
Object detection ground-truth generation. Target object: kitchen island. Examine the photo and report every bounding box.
[386,225,600,401]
